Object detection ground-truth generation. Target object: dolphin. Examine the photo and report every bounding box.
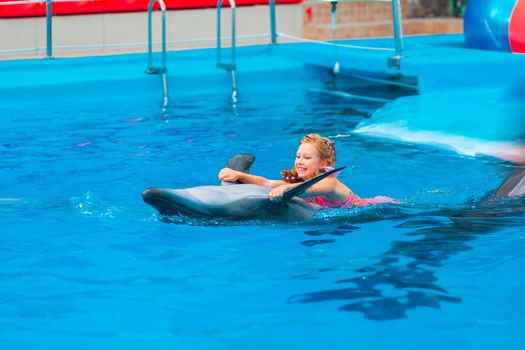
[492,167,525,198]
[221,153,256,184]
[142,154,345,221]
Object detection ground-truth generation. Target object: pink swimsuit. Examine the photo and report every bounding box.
[305,192,395,208]
[303,167,396,208]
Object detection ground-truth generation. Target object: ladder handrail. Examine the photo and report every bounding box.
[147,0,167,73]
[216,0,238,103]
[216,0,236,71]
[146,0,168,108]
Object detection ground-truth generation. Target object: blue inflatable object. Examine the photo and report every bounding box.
[464,0,525,53]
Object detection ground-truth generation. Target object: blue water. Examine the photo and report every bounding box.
[1,55,525,349]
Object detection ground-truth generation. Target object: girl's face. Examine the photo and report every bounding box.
[294,142,326,180]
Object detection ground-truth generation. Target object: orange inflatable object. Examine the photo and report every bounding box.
[509,0,525,53]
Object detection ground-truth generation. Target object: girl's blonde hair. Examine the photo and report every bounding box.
[281,134,336,183]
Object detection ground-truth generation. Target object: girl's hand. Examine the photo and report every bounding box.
[218,168,242,182]
[268,184,294,203]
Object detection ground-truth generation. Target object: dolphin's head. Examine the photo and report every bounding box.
[142,187,210,217]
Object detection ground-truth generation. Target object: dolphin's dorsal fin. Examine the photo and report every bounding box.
[225,153,256,173]
[221,153,256,186]
[493,167,525,198]
[281,166,346,201]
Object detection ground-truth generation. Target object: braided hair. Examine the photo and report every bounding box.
[281,134,336,183]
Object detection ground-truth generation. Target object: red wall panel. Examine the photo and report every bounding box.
[0,0,302,18]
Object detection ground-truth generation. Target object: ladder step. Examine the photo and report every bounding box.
[146,67,166,74]
[217,62,236,71]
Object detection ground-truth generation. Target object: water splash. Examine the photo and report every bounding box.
[70,192,122,219]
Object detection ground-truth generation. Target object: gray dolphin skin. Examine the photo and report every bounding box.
[492,167,525,198]
[142,154,345,221]
[222,153,255,184]
[142,184,316,220]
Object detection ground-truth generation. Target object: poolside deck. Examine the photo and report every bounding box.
[1,34,524,103]
[274,34,525,93]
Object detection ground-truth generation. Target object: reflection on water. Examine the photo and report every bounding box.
[288,196,525,321]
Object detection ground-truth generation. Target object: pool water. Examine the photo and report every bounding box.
[1,62,524,349]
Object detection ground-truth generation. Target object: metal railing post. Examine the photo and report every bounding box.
[330,1,340,74]
[388,0,404,69]
[231,1,236,69]
[46,0,53,58]
[217,2,221,64]
[269,0,277,44]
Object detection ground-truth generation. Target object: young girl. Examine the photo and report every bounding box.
[218,134,395,208]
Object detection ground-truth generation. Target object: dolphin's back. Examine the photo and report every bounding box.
[142,184,315,221]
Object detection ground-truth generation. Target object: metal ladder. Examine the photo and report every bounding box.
[146,0,169,108]
[216,0,238,103]
[215,0,278,102]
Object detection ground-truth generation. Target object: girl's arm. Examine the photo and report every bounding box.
[268,177,339,202]
[299,177,338,198]
[218,168,286,188]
